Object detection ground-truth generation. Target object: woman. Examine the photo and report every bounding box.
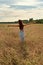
[18,20,24,42]
[8,19,28,42]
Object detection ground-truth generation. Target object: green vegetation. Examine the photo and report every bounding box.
[0,18,43,24]
[35,19,43,24]
[29,18,43,24]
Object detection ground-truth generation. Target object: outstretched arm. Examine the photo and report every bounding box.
[23,23,29,26]
[8,23,29,27]
[8,24,19,27]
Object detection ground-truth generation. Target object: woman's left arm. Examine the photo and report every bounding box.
[23,23,29,26]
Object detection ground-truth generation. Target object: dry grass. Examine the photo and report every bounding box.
[0,24,43,65]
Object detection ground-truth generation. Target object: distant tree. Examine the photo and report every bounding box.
[22,20,29,24]
[29,18,33,22]
[29,18,35,23]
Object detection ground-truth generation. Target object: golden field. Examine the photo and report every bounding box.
[0,24,43,65]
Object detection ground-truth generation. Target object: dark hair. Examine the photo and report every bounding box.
[18,20,24,30]
[18,20,23,25]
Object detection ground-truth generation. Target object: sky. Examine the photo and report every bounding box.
[0,0,43,22]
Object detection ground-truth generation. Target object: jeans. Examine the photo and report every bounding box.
[19,30,24,42]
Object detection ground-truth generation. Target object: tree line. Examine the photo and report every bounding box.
[29,18,43,24]
[22,18,43,24]
[0,18,43,24]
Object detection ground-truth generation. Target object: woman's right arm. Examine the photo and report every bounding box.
[8,24,19,27]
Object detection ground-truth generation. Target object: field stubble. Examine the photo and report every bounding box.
[0,24,43,65]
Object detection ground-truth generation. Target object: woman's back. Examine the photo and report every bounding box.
[18,20,24,30]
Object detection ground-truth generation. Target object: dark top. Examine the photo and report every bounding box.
[18,20,24,30]
[19,24,24,30]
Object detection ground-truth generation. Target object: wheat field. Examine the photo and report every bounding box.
[0,24,43,65]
